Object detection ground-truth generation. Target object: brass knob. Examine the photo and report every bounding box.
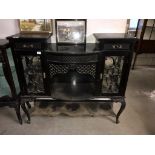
[30,44,34,48]
[23,44,27,48]
[112,44,122,49]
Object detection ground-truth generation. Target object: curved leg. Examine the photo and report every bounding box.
[116,99,126,124]
[26,101,31,109]
[21,101,31,124]
[15,102,22,125]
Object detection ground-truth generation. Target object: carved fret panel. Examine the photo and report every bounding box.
[102,56,124,93]
[21,56,45,94]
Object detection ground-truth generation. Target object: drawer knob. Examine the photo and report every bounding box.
[23,44,34,48]
[30,44,34,48]
[23,44,27,48]
[37,51,41,55]
[112,44,122,49]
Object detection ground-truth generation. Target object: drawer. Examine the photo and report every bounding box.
[14,42,41,50]
[46,54,98,63]
[103,43,130,50]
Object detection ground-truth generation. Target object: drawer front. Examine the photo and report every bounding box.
[14,42,42,50]
[103,43,130,50]
[47,54,98,64]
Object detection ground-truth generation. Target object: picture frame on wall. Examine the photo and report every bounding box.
[19,19,53,34]
[55,19,87,44]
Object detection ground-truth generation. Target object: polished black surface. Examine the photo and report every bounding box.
[7,33,51,40]
[93,33,136,40]
[46,43,100,54]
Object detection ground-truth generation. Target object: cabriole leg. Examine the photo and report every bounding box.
[15,101,22,125]
[116,99,126,124]
[21,101,31,124]
[26,101,31,109]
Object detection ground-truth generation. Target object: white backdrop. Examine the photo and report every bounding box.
[0,19,127,42]
[0,19,19,39]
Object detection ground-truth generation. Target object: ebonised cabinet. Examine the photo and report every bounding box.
[7,33,136,124]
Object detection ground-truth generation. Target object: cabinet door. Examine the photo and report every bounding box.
[19,54,46,95]
[102,55,124,95]
[102,55,131,96]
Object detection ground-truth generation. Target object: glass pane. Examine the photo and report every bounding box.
[143,27,152,39]
[0,48,20,97]
[150,28,155,40]
[6,48,20,94]
[22,56,44,94]
[136,19,144,39]
[147,19,154,27]
[0,60,11,97]
[102,56,124,94]
[129,19,139,29]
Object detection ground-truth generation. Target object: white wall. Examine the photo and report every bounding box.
[87,19,127,42]
[0,19,19,39]
[0,19,127,42]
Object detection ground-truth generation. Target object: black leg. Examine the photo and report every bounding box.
[15,102,22,125]
[26,101,31,109]
[116,99,126,124]
[21,102,31,124]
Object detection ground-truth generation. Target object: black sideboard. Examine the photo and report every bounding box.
[7,33,136,124]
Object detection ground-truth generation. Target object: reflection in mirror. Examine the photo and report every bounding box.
[126,19,138,37]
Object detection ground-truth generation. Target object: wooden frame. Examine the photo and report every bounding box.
[55,19,87,44]
[131,19,155,69]
[18,19,53,34]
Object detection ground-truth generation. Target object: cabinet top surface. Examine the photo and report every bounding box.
[46,43,100,54]
[7,33,51,40]
[46,43,133,54]
[93,33,136,40]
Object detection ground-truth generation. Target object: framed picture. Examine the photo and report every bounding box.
[55,19,87,44]
[19,19,53,34]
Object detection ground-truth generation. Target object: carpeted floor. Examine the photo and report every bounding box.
[0,66,155,135]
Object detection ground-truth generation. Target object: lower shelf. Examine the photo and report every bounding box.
[31,101,115,117]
